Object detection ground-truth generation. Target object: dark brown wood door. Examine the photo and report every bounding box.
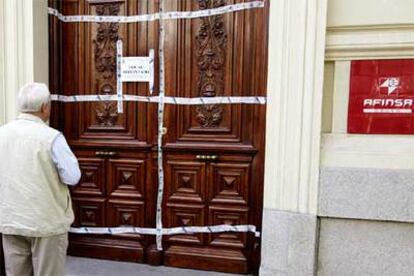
[0,235,5,276]
[49,0,268,274]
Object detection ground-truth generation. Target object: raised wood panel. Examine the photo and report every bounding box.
[108,159,146,199]
[164,245,248,274]
[165,203,205,245]
[107,199,145,240]
[208,206,248,249]
[72,198,106,227]
[209,162,250,205]
[165,160,206,203]
[68,236,145,263]
[107,200,145,228]
[72,158,106,197]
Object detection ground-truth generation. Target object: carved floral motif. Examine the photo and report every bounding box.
[93,3,121,127]
[195,0,227,128]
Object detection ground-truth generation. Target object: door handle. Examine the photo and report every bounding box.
[95,151,118,158]
[196,154,218,161]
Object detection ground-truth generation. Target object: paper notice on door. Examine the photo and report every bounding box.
[120,56,154,82]
[119,50,155,94]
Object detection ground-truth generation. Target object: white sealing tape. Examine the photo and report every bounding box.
[50,94,267,105]
[69,224,260,238]
[156,0,167,251]
[116,40,123,113]
[48,1,264,23]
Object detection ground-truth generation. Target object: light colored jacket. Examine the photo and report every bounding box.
[0,114,74,237]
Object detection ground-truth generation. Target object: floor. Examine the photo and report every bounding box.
[66,256,244,276]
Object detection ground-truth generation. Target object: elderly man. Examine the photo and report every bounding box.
[0,83,81,276]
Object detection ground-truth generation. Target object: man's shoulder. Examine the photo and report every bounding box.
[0,121,16,134]
[20,119,61,135]
[37,124,62,142]
[44,125,61,136]
[0,120,15,128]
[1,120,61,141]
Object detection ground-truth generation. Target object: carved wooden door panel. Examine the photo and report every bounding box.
[49,0,268,274]
[161,1,268,273]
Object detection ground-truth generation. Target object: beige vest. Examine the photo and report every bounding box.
[0,114,74,237]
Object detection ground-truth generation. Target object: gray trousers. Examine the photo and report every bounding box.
[2,233,68,276]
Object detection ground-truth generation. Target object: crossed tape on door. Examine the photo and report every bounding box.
[49,0,266,251]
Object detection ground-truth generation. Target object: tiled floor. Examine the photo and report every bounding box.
[66,256,244,276]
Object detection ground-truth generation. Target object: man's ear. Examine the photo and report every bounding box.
[41,103,48,113]
[42,102,51,112]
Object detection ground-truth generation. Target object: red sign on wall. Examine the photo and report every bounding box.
[348,59,414,134]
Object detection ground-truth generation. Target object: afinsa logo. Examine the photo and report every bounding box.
[379,77,400,95]
[363,77,413,114]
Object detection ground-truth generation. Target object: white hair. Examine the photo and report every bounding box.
[18,83,51,113]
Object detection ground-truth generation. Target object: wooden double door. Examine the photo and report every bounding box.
[49,0,268,274]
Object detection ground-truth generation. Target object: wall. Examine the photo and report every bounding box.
[326,0,414,60]
[318,0,414,274]
[33,0,49,84]
[0,1,4,125]
[321,0,414,216]
[318,218,414,276]
[263,0,327,215]
[0,0,49,125]
[327,0,414,27]
[260,0,327,274]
